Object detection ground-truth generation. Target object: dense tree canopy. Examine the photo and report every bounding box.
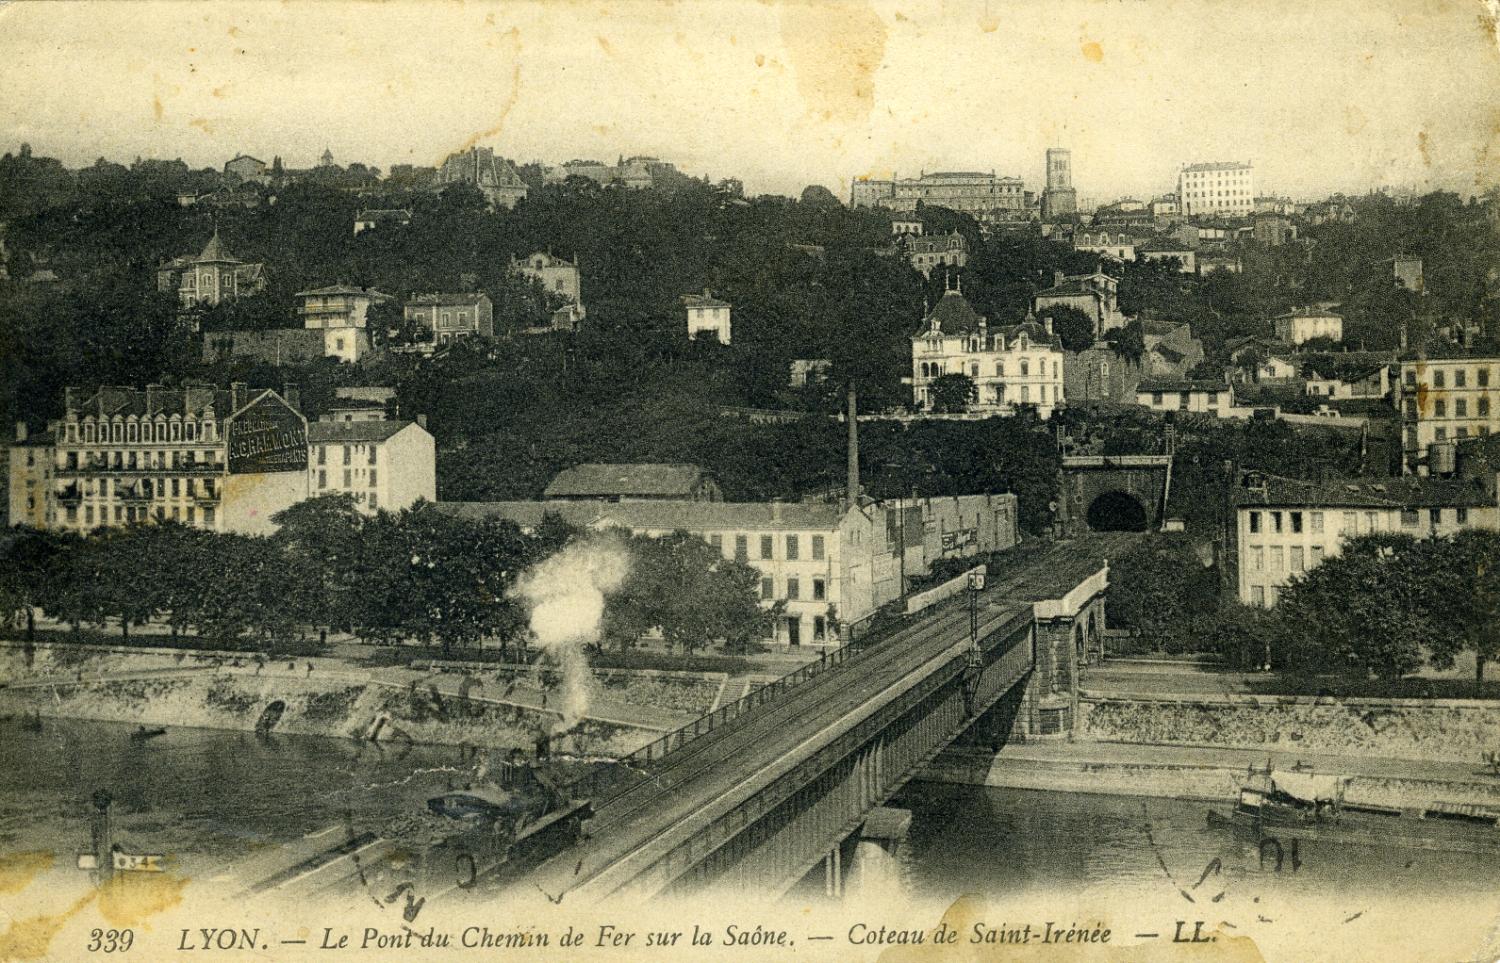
[1275,532,1500,683]
[0,499,774,657]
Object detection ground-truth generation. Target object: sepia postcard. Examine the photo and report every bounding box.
[1,1,1499,960]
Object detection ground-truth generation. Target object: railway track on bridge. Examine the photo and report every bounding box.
[514,585,1032,903]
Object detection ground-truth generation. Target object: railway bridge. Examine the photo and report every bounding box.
[243,536,1130,907]
[511,534,1128,903]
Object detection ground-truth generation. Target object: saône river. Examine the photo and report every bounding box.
[2,718,1495,952]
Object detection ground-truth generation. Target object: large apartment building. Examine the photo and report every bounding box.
[1400,357,1500,472]
[438,491,1017,647]
[1233,470,1500,607]
[851,171,1029,225]
[1177,162,1255,219]
[306,416,436,514]
[910,286,1066,418]
[9,385,308,536]
[9,385,435,535]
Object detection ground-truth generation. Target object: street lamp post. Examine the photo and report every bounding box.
[962,570,986,716]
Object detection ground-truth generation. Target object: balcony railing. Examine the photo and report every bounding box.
[56,462,224,477]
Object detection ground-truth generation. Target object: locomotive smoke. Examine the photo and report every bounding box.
[511,537,630,735]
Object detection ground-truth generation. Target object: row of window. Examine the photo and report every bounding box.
[1430,424,1492,441]
[896,187,1023,196]
[315,444,379,467]
[707,532,826,562]
[62,449,220,472]
[759,576,827,602]
[1413,397,1495,419]
[1148,391,1223,407]
[918,357,1059,378]
[68,420,216,444]
[916,384,1055,407]
[1247,543,1326,573]
[67,476,217,498]
[1247,506,1469,536]
[1404,367,1495,388]
[65,504,216,527]
[784,614,831,644]
[315,468,378,492]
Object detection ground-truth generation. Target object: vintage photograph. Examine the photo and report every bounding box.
[1,1,1498,960]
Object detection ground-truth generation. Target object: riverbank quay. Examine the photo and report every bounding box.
[919,739,1500,810]
[0,640,722,754]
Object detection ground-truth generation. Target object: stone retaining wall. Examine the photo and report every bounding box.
[1078,691,1500,763]
[0,642,668,756]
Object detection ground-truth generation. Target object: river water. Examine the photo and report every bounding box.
[2,719,1496,942]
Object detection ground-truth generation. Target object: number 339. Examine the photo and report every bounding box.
[88,928,134,953]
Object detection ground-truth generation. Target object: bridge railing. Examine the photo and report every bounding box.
[564,632,882,805]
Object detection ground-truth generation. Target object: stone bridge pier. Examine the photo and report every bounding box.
[959,563,1109,744]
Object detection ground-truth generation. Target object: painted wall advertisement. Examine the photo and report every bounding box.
[227,397,308,474]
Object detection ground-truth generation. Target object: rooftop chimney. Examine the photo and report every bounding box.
[230,382,248,412]
[1043,316,1053,335]
[282,383,301,412]
[416,413,428,429]
[1053,269,1065,287]
[770,501,784,523]
[14,422,27,443]
[846,383,861,510]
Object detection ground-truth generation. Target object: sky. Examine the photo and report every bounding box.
[1,0,1498,202]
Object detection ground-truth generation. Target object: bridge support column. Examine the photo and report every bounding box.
[1015,617,1081,738]
[849,807,910,902]
[822,845,842,899]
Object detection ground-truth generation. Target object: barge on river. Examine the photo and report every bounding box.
[1207,770,1500,855]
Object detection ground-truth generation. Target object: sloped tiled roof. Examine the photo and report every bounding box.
[69,386,236,420]
[996,319,1061,348]
[682,290,730,309]
[437,499,848,533]
[905,233,967,254]
[918,289,986,336]
[1274,306,1344,320]
[1036,282,1096,298]
[544,463,710,499]
[306,420,415,444]
[1233,472,1495,510]
[197,231,238,262]
[1141,319,1189,337]
[407,292,490,307]
[295,284,392,299]
[1138,379,1229,393]
[356,208,411,221]
[1138,239,1193,253]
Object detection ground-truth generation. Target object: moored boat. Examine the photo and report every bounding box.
[1208,769,1500,855]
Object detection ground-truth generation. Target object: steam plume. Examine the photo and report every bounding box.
[511,537,630,734]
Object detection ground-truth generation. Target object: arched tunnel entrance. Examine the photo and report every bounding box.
[1085,490,1148,532]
